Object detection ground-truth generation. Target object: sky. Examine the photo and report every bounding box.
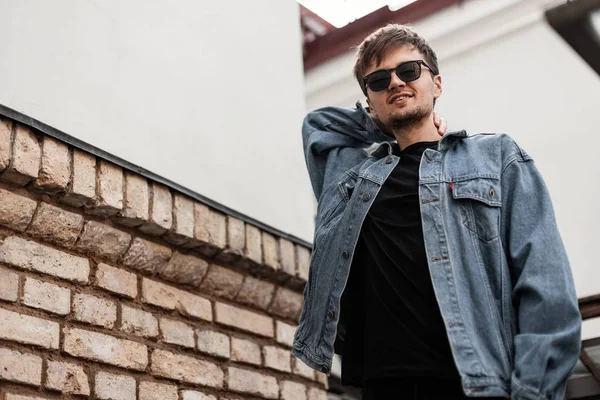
[298,0,417,28]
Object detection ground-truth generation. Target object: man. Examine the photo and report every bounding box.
[292,24,581,400]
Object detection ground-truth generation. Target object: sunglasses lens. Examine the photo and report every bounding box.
[395,61,421,82]
[366,71,390,92]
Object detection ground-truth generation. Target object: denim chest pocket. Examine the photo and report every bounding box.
[317,175,356,228]
[452,177,501,242]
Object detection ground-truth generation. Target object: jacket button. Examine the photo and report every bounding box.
[342,251,349,259]
[385,156,393,164]
[362,193,370,202]
[321,366,329,373]
[328,311,335,320]
[489,187,495,198]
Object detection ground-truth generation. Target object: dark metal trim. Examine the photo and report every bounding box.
[303,0,463,70]
[566,373,600,399]
[583,337,600,349]
[580,349,600,386]
[580,296,600,320]
[546,0,600,77]
[0,103,313,249]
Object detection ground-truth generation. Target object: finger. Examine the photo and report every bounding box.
[433,112,441,126]
[438,118,447,136]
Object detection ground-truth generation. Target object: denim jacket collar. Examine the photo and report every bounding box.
[355,100,469,158]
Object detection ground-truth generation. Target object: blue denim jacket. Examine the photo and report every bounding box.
[292,103,581,400]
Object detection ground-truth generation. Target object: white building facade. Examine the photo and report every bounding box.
[303,0,600,396]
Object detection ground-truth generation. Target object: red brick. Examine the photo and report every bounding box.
[269,287,303,321]
[280,381,307,400]
[0,347,42,386]
[214,302,274,338]
[0,236,90,282]
[0,308,59,349]
[0,267,19,302]
[85,160,123,217]
[139,381,178,400]
[32,136,70,194]
[263,345,291,372]
[120,305,158,338]
[142,278,212,321]
[150,349,224,388]
[94,371,135,400]
[73,293,117,328]
[166,193,194,245]
[95,263,138,298]
[121,237,172,274]
[296,245,311,282]
[262,231,281,271]
[5,394,49,400]
[0,117,12,171]
[61,149,96,207]
[279,238,296,276]
[276,320,296,348]
[315,372,328,389]
[227,367,278,399]
[156,251,208,288]
[76,220,132,262]
[1,124,40,186]
[139,183,172,235]
[22,277,71,315]
[181,391,217,400]
[196,329,230,359]
[307,388,328,400]
[46,360,90,395]
[236,276,275,311]
[27,201,84,247]
[159,317,195,348]
[63,327,148,371]
[244,224,262,267]
[215,216,245,263]
[199,264,244,300]
[293,356,315,380]
[191,203,226,256]
[0,188,37,232]
[115,172,149,227]
[231,337,261,365]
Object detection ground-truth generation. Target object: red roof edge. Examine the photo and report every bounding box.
[303,0,463,71]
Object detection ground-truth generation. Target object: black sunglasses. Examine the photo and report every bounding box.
[362,60,434,93]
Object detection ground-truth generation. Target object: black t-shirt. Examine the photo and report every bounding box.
[340,140,459,387]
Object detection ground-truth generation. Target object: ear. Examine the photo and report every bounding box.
[433,75,442,99]
[366,96,377,118]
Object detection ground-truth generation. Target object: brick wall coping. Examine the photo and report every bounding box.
[0,104,312,292]
[0,103,312,249]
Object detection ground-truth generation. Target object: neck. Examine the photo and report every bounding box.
[391,114,440,150]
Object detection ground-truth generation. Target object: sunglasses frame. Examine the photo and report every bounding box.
[362,60,434,93]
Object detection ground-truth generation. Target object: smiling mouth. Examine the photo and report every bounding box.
[390,95,412,104]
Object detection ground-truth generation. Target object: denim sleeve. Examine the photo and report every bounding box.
[302,106,390,200]
[500,149,581,400]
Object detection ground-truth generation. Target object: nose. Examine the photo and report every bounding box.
[388,69,406,91]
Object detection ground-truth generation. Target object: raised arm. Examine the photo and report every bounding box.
[302,105,391,200]
[500,142,581,400]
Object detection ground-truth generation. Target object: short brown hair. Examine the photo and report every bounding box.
[354,24,439,95]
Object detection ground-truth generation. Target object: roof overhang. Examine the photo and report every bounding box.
[303,0,464,70]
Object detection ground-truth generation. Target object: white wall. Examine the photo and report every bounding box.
[305,0,600,299]
[0,0,315,241]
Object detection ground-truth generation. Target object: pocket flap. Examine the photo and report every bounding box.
[452,178,501,207]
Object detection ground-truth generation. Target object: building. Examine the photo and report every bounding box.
[301,0,600,397]
[0,1,324,399]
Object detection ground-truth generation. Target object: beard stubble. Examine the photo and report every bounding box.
[390,104,431,133]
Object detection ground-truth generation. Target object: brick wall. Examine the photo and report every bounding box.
[0,116,327,400]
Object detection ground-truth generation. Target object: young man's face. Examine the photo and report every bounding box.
[364,45,442,131]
